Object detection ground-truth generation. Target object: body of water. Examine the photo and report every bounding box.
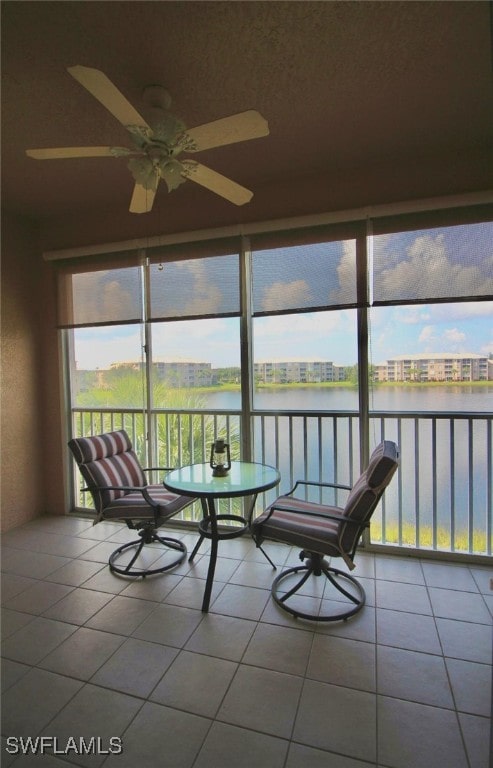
[203,384,493,413]
[199,385,491,547]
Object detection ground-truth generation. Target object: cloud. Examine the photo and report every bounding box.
[330,240,357,303]
[425,301,493,322]
[261,279,311,311]
[172,260,224,315]
[372,301,493,331]
[75,329,143,369]
[443,328,466,344]
[254,311,345,340]
[151,317,241,367]
[418,324,468,352]
[74,271,139,324]
[104,280,136,315]
[153,317,231,343]
[395,307,432,325]
[183,284,223,315]
[480,341,493,356]
[253,310,356,363]
[418,325,436,343]
[375,233,493,299]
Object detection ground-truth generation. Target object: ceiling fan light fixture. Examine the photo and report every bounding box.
[159,158,187,192]
[127,156,159,191]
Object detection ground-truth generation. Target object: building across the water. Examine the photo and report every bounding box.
[109,358,213,387]
[372,353,493,382]
[254,360,347,384]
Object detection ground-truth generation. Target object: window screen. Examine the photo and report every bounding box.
[149,254,240,321]
[251,225,362,317]
[147,238,240,321]
[57,253,143,328]
[372,220,493,306]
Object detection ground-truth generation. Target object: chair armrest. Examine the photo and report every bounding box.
[266,503,369,528]
[85,483,159,508]
[142,467,176,483]
[87,483,145,492]
[142,467,176,473]
[289,479,352,494]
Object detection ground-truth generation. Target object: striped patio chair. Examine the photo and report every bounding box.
[68,430,195,577]
[251,440,399,621]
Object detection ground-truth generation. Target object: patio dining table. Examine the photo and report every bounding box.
[163,461,281,611]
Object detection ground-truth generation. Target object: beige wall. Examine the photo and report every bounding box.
[1,213,65,531]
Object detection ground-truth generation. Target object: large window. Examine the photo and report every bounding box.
[71,324,145,410]
[60,204,493,557]
[253,310,358,410]
[149,317,241,410]
[147,247,241,411]
[251,229,362,412]
[367,217,493,553]
[369,303,493,410]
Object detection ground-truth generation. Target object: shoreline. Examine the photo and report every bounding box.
[198,380,493,393]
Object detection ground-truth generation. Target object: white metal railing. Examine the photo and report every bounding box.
[71,407,492,558]
[369,411,492,556]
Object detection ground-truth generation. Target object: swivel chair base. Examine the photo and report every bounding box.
[271,551,365,622]
[109,527,187,577]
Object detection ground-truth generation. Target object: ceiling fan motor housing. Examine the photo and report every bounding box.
[142,84,172,111]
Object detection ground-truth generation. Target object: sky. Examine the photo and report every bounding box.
[73,302,493,370]
[72,222,493,370]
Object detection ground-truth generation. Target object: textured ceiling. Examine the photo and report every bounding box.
[1,1,492,249]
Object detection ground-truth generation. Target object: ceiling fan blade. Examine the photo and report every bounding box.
[26,146,120,159]
[182,161,253,206]
[183,110,269,152]
[129,181,157,214]
[68,65,151,130]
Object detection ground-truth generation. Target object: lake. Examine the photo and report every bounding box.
[199,385,491,543]
[202,384,493,413]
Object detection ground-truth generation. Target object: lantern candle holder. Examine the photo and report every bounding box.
[210,439,231,477]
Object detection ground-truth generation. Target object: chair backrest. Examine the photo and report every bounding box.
[341,440,399,556]
[68,430,146,514]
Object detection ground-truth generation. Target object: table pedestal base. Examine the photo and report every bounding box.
[189,502,249,611]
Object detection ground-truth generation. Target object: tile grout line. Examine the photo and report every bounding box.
[423,560,474,768]
[2,518,491,768]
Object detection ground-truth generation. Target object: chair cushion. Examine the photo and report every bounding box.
[365,440,399,490]
[251,496,344,559]
[102,484,193,522]
[69,430,134,463]
[68,431,146,512]
[252,440,399,568]
[340,440,399,553]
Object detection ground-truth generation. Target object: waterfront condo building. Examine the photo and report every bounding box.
[373,353,493,383]
[254,360,346,384]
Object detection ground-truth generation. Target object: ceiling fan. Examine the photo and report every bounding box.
[25,65,269,213]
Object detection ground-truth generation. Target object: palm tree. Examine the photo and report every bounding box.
[75,371,241,520]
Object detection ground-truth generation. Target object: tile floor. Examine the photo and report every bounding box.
[1,515,492,768]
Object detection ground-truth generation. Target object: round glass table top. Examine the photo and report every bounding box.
[164,461,280,499]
